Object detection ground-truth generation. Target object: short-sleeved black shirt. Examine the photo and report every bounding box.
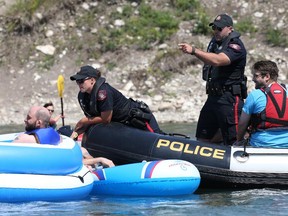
[96,83,131,122]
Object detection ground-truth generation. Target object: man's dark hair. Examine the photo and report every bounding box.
[252,60,279,80]
[43,102,53,108]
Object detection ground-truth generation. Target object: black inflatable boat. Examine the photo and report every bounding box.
[82,122,288,189]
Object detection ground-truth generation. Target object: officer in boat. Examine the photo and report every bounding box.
[237,60,288,148]
[69,65,163,140]
[178,13,247,145]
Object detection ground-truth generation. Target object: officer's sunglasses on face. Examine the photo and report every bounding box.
[212,25,223,32]
[76,77,91,85]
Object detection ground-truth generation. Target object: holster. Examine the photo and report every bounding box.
[240,76,248,99]
[130,118,147,130]
[126,100,153,130]
[202,65,211,81]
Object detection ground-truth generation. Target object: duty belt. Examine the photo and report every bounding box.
[206,84,241,96]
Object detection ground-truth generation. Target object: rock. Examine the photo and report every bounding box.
[254,12,264,18]
[82,2,90,10]
[123,80,134,91]
[159,44,168,50]
[35,45,56,55]
[153,95,163,102]
[45,30,54,37]
[158,102,174,111]
[114,19,125,27]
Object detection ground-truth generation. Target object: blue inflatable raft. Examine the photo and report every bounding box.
[91,159,200,196]
[0,133,94,203]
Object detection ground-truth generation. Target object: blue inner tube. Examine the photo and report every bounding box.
[0,134,83,175]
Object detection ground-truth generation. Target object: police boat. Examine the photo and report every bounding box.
[82,122,288,189]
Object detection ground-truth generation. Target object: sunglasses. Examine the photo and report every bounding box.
[212,25,223,32]
[253,73,263,79]
[76,77,91,85]
[48,109,54,113]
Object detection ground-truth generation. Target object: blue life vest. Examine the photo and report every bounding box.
[26,127,60,145]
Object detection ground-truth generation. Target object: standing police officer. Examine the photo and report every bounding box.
[70,65,163,140]
[178,14,247,145]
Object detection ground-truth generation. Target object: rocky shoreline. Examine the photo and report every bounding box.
[0,0,287,126]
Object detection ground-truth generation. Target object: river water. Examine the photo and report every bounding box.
[1,123,288,215]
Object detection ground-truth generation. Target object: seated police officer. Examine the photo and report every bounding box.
[70,65,163,140]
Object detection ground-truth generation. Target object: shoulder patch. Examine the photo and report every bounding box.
[229,43,241,51]
[97,90,107,101]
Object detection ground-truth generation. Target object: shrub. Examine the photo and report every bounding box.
[100,3,179,51]
[173,0,201,21]
[235,18,258,35]
[193,11,211,35]
[265,27,288,47]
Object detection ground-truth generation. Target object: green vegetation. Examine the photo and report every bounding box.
[6,0,58,33]
[235,17,258,36]
[38,55,55,70]
[173,0,201,21]
[265,27,288,47]
[106,62,117,71]
[193,11,211,35]
[173,0,211,35]
[99,4,180,51]
[149,49,182,85]
[2,0,287,81]
[8,0,49,16]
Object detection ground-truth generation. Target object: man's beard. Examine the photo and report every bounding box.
[25,122,37,131]
[255,83,264,89]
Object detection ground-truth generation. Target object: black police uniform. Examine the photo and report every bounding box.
[78,77,162,133]
[196,31,247,145]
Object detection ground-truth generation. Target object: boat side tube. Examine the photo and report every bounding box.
[84,122,231,169]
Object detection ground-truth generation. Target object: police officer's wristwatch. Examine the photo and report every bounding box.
[191,46,196,55]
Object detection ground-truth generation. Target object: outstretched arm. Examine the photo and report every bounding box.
[178,43,231,66]
[71,110,113,138]
[83,157,115,168]
[81,147,115,168]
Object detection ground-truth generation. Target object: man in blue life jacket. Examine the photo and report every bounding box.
[237,60,288,148]
[15,106,115,168]
[178,13,247,145]
[13,106,60,144]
